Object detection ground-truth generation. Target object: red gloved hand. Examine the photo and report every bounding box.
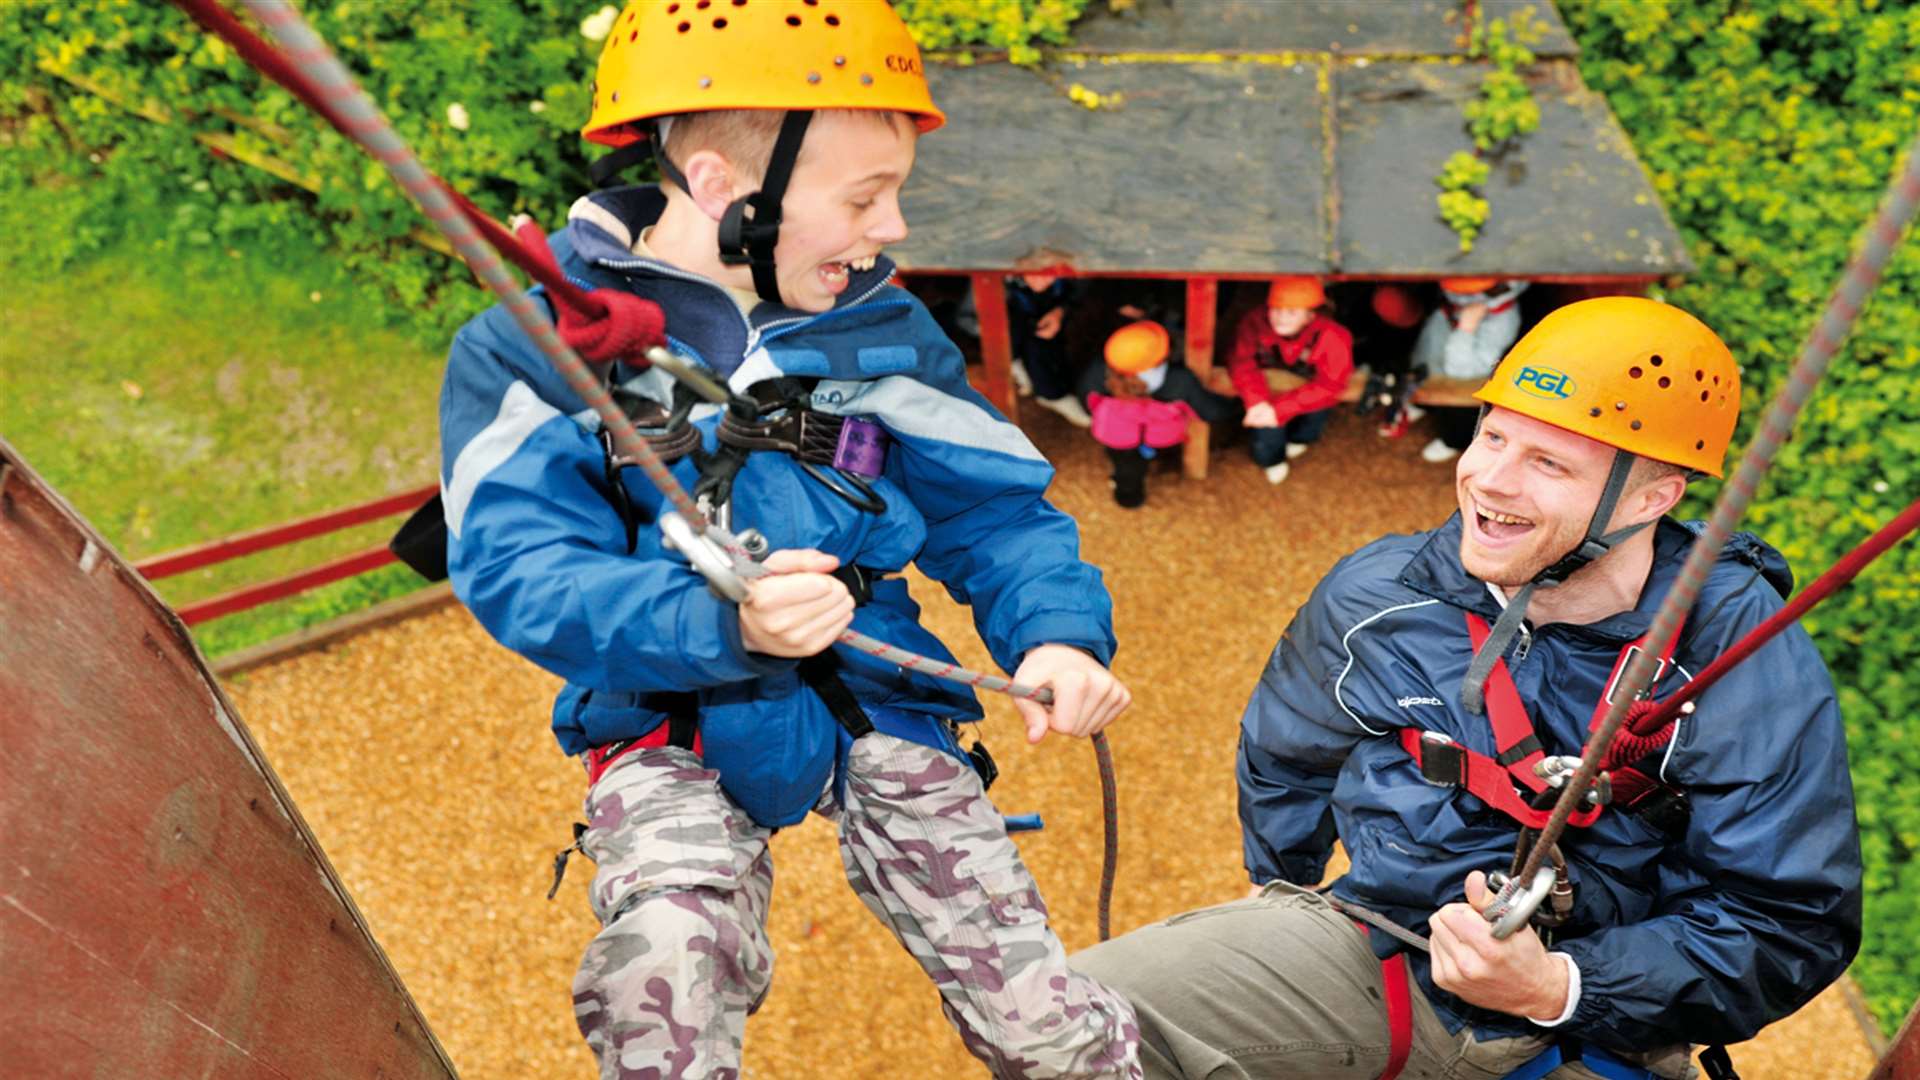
[513,216,666,365]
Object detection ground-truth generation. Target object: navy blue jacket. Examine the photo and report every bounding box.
[438,186,1114,826]
[1239,515,1862,1051]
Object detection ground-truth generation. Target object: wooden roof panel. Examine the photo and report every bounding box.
[894,58,1329,275]
[1067,0,1576,59]
[1334,61,1689,276]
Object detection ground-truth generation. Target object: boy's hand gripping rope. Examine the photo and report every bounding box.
[176,0,1121,939]
[1487,126,1920,937]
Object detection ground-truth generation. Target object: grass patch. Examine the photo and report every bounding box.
[0,185,448,656]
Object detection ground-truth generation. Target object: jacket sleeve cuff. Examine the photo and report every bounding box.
[1007,610,1116,669]
[700,585,796,682]
[1526,953,1581,1028]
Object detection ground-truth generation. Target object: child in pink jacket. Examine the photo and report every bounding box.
[1088,321,1199,508]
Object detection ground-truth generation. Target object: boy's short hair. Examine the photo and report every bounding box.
[659,108,911,190]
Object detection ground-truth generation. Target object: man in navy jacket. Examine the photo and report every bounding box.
[1075,298,1861,1079]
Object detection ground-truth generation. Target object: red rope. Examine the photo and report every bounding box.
[1631,494,1920,736]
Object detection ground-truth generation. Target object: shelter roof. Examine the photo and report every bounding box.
[890,0,1687,279]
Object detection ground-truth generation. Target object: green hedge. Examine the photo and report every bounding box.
[1562,0,1920,1032]
[0,0,1089,345]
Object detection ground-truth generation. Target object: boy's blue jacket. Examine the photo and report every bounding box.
[438,187,1114,826]
[1240,515,1862,1053]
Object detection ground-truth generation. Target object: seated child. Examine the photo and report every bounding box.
[1412,276,1530,462]
[1007,265,1091,426]
[1227,276,1354,485]
[1088,320,1201,508]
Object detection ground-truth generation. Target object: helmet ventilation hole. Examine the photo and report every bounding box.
[668,2,679,11]
[713,17,727,27]
[676,21,690,32]
[697,0,710,8]
[1658,376,1671,388]
[1699,390,1709,402]
[1650,353,1664,367]
[1694,369,1705,381]
[825,13,840,25]
[1589,407,1602,418]
[787,14,802,25]
[1628,366,1643,379]
[630,30,638,41]
[1696,439,1706,450]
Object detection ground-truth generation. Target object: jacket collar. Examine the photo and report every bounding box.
[563,185,898,336]
[1398,514,1772,646]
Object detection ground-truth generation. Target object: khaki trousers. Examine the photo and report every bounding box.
[1071,882,1691,1080]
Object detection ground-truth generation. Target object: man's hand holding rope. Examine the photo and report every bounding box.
[1430,870,1572,1022]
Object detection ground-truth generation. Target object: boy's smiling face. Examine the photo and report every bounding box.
[771,112,918,313]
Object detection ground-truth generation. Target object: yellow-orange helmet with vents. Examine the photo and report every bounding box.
[583,0,946,147]
[1105,320,1172,375]
[1474,297,1740,477]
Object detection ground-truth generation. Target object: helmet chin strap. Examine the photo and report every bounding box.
[716,111,813,304]
[1460,447,1653,714]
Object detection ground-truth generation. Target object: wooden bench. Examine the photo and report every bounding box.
[1180,370,1486,479]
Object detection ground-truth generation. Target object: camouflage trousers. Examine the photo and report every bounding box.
[570,732,1142,1079]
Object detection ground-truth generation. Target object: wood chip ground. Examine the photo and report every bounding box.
[226,409,1878,1079]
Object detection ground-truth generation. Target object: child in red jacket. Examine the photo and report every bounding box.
[1088,321,1199,508]
[1227,276,1353,484]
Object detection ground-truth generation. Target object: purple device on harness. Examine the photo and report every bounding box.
[833,417,889,478]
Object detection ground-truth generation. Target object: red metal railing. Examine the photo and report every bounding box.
[134,482,437,625]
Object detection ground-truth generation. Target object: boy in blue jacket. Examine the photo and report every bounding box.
[437,5,1139,1078]
[1075,299,1861,1079]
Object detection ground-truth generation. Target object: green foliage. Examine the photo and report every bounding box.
[1436,151,1492,251]
[1562,0,1920,1034]
[1434,4,1545,252]
[1465,4,1544,151]
[895,0,1092,65]
[0,0,606,348]
[0,179,445,657]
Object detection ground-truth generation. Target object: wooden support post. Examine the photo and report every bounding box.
[970,272,1017,419]
[1182,276,1219,478]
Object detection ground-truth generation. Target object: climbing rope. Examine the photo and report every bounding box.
[172,0,1120,937]
[1493,125,1920,931]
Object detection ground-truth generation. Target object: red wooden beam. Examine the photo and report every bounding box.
[136,482,436,580]
[173,544,399,625]
[970,271,1017,418]
[1870,996,1920,1080]
[1184,276,1220,380]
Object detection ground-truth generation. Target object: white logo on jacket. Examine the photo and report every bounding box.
[1397,695,1446,708]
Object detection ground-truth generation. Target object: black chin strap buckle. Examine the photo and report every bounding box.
[717,192,782,268]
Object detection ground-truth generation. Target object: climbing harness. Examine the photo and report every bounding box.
[171,0,1120,940]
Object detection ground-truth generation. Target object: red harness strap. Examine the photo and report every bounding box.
[1352,920,1413,1080]
[1401,612,1689,832]
[584,718,702,786]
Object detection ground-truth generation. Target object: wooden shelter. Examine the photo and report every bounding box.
[891,0,1689,468]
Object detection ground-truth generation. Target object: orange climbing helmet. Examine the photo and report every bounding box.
[583,0,946,148]
[1105,320,1171,375]
[1370,283,1425,329]
[1474,296,1741,476]
[1268,276,1325,310]
[1440,277,1500,295]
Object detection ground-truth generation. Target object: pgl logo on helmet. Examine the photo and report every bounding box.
[1513,365,1577,400]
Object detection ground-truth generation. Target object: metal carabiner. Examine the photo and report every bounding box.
[657,510,749,602]
[1484,864,1557,940]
